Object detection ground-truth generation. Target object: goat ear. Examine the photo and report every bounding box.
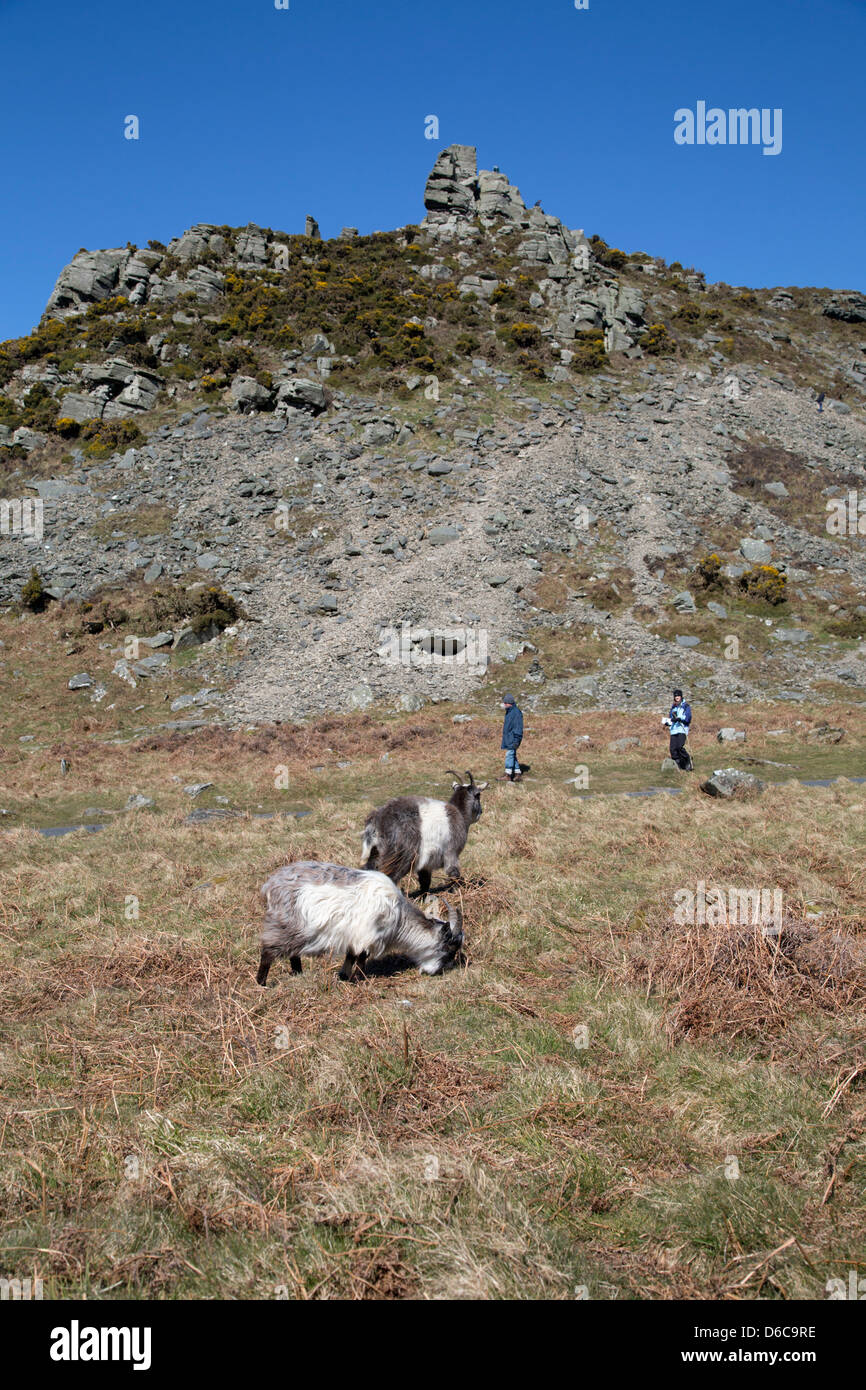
[475,781,488,791]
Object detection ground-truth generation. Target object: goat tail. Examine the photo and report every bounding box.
[376,844,416,885]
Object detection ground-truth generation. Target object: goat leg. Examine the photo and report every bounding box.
[338,951,358,982]
[290,955,303,975]
[256,948,275,987]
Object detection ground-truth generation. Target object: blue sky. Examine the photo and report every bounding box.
[1,0,863,340]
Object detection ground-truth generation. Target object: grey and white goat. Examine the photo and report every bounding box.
[360,770,488,895]
[256,861,463,985]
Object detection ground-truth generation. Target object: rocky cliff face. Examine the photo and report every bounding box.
[422,145,645,353]
[2,146,865,722]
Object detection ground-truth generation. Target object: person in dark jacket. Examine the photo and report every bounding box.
[500,693,524,781]
[662,688,693,770]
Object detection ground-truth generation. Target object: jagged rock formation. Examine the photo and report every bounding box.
[46,235,223,318]
[824,293,866,324]
[422,144,646,353]
[42,147,647,361]
[61,359,164,422]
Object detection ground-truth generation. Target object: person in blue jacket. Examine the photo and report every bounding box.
[663,688,693,770]
[500,692,524,781]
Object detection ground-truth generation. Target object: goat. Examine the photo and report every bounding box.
[360,770,488,895]
[256,861,463,985]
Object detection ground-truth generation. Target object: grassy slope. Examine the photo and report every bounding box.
[1,611,864,1300]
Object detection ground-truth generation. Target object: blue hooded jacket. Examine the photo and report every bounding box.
[669,701,692,736]
[501,702,524,750]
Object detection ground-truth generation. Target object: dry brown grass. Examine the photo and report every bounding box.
[1,702,865,1300]
[627,913,866,1044]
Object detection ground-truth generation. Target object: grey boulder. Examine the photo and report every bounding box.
[275,377,328,414]
[672,591,697,614]
[804,725,844,745]
[347,682,374,710]
[739,537,772,564]
[823,293,866,324]
[700,768,765,799]
[230,376,273,413]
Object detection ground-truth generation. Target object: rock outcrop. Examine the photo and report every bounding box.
[45,235,228,319]
[56,359,164,422]
[422,144,645,352]
[823,293,866,324]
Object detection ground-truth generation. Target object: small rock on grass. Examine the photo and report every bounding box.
[700,768,764,799]
[184,782,214,798]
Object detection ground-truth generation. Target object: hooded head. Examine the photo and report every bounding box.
[673,688,683,701]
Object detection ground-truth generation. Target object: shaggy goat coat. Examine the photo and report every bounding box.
[360,775,487,888]
[258,861,462,981]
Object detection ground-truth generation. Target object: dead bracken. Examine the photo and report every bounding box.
[627,914,866,1043]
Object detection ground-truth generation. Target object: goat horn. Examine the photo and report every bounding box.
[464,770,475,787]
[447,904,464,946]
[444,769,463,784]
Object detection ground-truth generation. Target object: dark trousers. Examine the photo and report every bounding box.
[670,733,691,769]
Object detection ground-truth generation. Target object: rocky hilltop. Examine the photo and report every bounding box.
[1,146,865,721]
